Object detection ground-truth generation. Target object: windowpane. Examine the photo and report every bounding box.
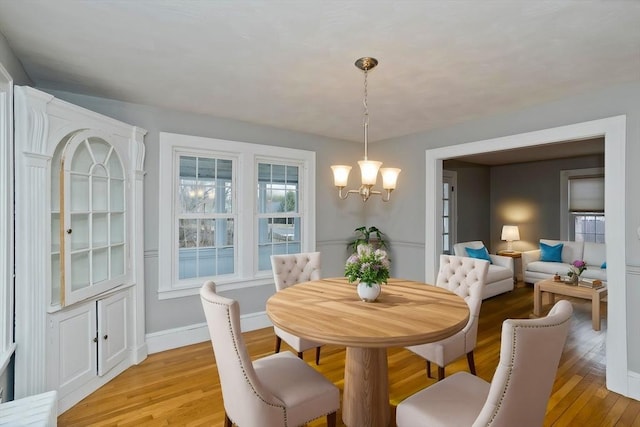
[573,214,605,243]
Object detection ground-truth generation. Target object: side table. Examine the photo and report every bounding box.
[497,250,522,283]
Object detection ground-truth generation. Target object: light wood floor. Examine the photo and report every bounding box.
[59,283,640,426]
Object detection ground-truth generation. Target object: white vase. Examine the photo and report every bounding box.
[357,282,381,302]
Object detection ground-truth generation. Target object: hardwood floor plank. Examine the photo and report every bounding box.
[58,284,639,427]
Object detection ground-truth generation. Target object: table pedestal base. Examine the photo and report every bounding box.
[343,347,389,427]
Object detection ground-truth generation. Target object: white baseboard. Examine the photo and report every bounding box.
[146,311,271,354]
[628,370,640,400]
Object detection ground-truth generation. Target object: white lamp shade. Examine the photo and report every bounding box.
[331,165,352,187]
[358,160,382,185]
[380,168,401,190]
[501,225,520,241]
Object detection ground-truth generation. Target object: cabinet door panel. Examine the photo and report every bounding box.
[97,292,128,376]
[54,302,97,397]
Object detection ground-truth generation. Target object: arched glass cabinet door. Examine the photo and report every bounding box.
[51,130,127,307]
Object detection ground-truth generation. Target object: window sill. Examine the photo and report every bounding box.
[157,276,274,300]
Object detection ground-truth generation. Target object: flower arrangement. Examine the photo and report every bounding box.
[345,244,390,286]
[568,260,587,278]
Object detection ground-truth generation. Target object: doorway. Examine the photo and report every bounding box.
[424,116,628,397]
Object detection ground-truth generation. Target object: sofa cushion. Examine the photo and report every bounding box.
[581,268,607,281]
[583,242,606,267]
[540,239,583,264]
[526,261,572,276]
[465,246,492,264]
[539,242,563,263]
[486,264,513,283]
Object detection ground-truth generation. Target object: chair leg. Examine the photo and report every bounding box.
[297,351,303,359]
[467,351,477,375]
[426,360,432,378]
[437,366,445,381]
[327,411,337,427]
[224,413,232,427]
[274,336,281,354]
[315,346,321,365]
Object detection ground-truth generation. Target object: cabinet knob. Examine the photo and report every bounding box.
[103,334,108,340]
[93,337,98,343]
[66,229,72,234]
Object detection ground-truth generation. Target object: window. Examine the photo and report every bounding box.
[158,133,315,298]
[560,167,604,243]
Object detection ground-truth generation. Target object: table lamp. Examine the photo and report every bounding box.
[501,225,520,252]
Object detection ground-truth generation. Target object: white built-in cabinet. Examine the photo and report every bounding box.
[13,86,147,414]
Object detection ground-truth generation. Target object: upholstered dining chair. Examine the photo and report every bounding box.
[270,252,323,364]
[406,254,489,381]
[200,281,340,427]
[397,299,573,427]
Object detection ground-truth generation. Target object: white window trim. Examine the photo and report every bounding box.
[559,167,604,240]
[158,132,315,299]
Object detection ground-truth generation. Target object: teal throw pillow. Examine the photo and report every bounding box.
[601,261,607,269]
[540,242,563,262]
[465,246,492,264]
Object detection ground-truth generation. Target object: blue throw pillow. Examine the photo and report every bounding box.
[601,261,607,269]
[465,246,492,264]
[540,242,563,262]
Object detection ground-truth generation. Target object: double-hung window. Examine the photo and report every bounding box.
[158,133,315,298]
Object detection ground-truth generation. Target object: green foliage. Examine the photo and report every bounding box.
[347,226,388,252]
[344,244,390,285]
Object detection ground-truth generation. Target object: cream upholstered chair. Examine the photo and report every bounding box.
[200,281,339,427]
[397,300,573,427]
[453,241,515,299]
[406,254,489,381]
[270,252,323,364]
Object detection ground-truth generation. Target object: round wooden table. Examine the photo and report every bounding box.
[266,277,470,427]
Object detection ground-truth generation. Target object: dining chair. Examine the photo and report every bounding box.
[200,281,340,427]
[270,252,323,364]
[406,254,489,380]
[397,299,573,427]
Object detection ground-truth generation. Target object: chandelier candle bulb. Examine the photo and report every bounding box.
[331,165,352,187]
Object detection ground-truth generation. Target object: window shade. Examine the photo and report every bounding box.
[569,176,604,212]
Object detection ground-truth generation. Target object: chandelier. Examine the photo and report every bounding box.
[331,57,401,202]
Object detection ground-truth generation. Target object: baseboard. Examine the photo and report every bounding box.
[146,311,271,354]
[628,370,640,400]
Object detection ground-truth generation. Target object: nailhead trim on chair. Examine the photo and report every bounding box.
[485,316,572,426]
[202,293,288,426]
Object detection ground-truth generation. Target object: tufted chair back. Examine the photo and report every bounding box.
[473,300,572,426]
[199,281,287,425]
[436,254,489,325]
[271,252,321,291]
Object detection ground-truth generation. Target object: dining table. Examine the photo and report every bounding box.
[265,277,470,427]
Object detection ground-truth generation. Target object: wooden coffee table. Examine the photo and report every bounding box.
[533,279,607,331]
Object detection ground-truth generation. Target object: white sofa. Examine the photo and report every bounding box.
[453,241,515,299]
[522,239,607,284]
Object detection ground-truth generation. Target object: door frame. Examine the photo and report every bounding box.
[425,115,628,396]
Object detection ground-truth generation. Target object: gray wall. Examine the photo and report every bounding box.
[490,154,605,253]
[0,32,30,85]
[45,89,364,334]
[33,81,640,378]
[443,160,491,247]
[370,80,640,373]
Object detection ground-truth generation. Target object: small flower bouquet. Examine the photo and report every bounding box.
[345,244,390,286]
[568,260,587,279]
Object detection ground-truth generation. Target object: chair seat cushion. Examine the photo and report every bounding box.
[254,352,339,426]
[274,326,322,352]
[396,372,490,427]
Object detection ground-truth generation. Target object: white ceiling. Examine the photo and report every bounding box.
[0,1,639,145]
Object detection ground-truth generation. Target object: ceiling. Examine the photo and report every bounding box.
[0,1,639,146]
